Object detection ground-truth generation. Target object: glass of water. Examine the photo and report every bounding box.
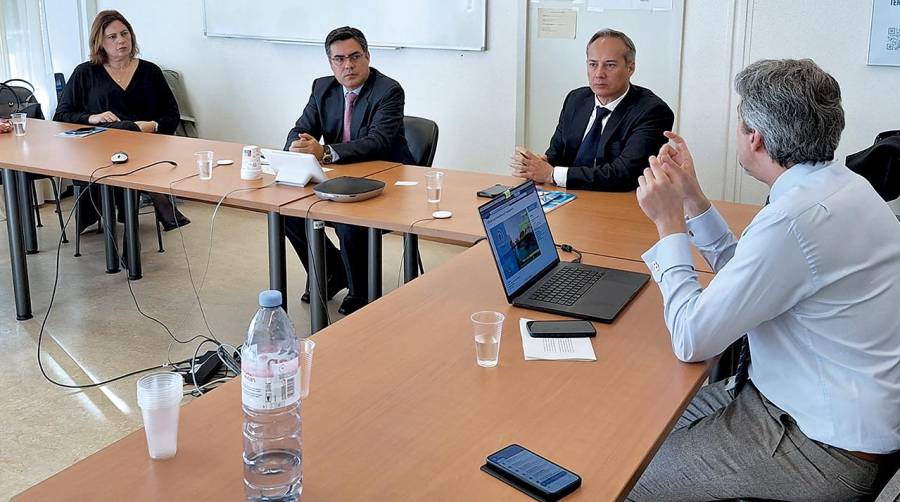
[195,151,213,180]
[10,113,26,136]
[471,311,505,367]
[425,170,444,203]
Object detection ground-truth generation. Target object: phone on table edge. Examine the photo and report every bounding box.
[526,320,596,338]
[482,443,582,501]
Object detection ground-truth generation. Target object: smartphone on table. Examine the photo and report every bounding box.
[482,444,582,501]
[477,184,512,198]
[526,320,596,338]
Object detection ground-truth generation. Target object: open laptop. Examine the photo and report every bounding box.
[478,181,649,323]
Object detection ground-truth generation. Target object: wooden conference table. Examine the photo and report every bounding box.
[15,243,715,501]
[0,118,397,317]
[281,165,758,330]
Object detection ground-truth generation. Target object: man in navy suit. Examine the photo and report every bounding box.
[284,26,414,315]
[511,29,674,191]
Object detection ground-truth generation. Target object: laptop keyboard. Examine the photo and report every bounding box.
[528,266,605,306]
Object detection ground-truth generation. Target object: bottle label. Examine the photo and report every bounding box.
[241,357,300,410]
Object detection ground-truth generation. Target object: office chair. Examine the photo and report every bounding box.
[846,130,900,223]
[403,115,439,167]
[400,116,440,276]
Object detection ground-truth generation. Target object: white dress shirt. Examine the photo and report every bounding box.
[641,161,900,453]
[553,85,630,187]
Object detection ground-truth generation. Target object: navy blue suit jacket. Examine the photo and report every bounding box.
[545,84,674,191]
[284,67,414,165]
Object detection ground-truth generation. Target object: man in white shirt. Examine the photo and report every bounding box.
[510,29,673,191]
[628,58,900,500]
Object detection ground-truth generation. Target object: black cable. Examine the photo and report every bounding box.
[305,197,333,325]
[556,243,583,264]
[83,165,217,346]
[35,160,213,389]
[579,249,646,264]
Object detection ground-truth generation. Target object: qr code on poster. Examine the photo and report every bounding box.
[888,27,900,51]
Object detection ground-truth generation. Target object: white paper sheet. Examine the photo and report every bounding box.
[519,318,597,361]
[538,8,577,39]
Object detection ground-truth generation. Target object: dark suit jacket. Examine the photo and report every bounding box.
[284,67,414,165]
[545,84,674,191]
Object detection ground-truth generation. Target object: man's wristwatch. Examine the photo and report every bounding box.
[321,146,334,164]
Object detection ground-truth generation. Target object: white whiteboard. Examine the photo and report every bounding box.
[202,0,487,51]
[524,2,684,150]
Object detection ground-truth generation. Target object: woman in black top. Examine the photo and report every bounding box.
[54,9,189,229]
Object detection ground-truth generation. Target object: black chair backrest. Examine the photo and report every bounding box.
[403,115,439,167]
[0,78,43,119]
[846,131,900,202]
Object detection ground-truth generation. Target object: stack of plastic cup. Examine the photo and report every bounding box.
[299,338,316,400]
[137,372,184,460]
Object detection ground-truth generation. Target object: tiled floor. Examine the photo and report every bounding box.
[0,197,465,498]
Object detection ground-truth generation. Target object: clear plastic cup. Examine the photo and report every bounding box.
[299,338,315,399]
[471,311,505,367]
[137,372,184,460]
[10,113,26,136]
[425,171,444,203]
[195,151,213,180]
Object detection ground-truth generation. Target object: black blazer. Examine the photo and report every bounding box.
[284,67,414,165]
[53,60,180,135]
[545,84,674,191]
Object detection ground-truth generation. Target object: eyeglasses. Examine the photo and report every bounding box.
[330,52,365,66]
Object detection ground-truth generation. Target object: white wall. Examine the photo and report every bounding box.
[93,0,521,174]
[679,0,900,206]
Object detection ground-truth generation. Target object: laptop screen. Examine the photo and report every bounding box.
[479,181,560,299]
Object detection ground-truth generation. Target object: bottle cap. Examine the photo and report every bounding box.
[259,290,283,308]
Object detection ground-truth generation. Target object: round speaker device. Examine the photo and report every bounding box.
[313,176,386,202]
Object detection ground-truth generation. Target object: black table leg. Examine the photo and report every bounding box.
[16,171,38,254]
[307,218,327,333]
[367,228,382,302]
[403,233,419,283]
[2,168,32,320]
[100,184,119,273]
[267,211,287,312]
[124,188,142,280]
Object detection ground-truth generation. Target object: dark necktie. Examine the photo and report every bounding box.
[732,335,751,395]
[573,106,611,168]
[342,92,358,143]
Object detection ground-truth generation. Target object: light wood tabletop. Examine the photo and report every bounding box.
[280,164,522,244]
[15,243,712,501]
[547,190,760,273]
[166,160,401,213]
[0,118,401,212]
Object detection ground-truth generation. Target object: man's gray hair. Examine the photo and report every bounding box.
[587,29,636,64]
[735,59,844,167]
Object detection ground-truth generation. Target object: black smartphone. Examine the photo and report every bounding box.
[526,320,596,338]
[482,444,581,501]
[72,126,97,133]
[477,184,512,198]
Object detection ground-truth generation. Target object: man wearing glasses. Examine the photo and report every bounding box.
[284,26,414,316]
[510,29,674,191]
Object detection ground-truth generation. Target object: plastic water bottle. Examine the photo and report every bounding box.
[242,290,303,501]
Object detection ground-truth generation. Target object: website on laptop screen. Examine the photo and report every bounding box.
[481,183,558,296]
